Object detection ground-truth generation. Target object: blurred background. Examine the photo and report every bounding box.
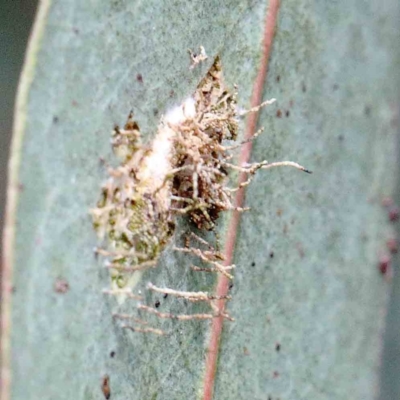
[0,0,37,389]
[0,0,37,245]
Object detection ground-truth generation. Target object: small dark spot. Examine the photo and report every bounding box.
[333,84,339,91]
[275,342,281,352]
[379,255,391,275]
[251,261,256,267]
[229,282,234,290]
[153,109,159,116]
[285,110,290,117]
[387,238,398,254]
[301,83,307,93]
[72,27,80,34]
[101,375,111,399]
[53,116,59,124]
[338,135,344,141]
[163,293,168,299]
[243,347,249,355]
[169,90,175,98]
[136,73,143,83]
[155,300,161,308]
[276,208,283,216]
[268,397,272,400]
[72,100,78,107]
[276,109,282,118]
[54,278,69,294]
[276,75,280,83]
[364,105,371,116]
[273,371,280,378]
[110,351,116,358]
[388,206,399,222]
[269,251,274,258]
[167,221,175,236]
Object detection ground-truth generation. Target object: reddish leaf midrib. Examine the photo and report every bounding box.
[202,1,281,399]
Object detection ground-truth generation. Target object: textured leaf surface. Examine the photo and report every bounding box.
[4,0,400,399]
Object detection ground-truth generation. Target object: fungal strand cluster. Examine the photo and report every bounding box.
[91,56,310,334]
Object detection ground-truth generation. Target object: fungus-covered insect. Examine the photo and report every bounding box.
[91,55,310,334]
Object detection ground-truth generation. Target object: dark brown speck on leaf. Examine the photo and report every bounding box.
[378,255,391,275]
[101,375,111,399]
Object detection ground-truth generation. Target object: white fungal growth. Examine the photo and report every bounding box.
[189,46,208,69]
[165,97,196,125]
[136,123,174,196]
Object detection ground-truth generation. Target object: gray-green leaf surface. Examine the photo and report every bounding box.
[5,0,400,399]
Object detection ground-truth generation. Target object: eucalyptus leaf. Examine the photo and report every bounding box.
[4,0,400,399]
